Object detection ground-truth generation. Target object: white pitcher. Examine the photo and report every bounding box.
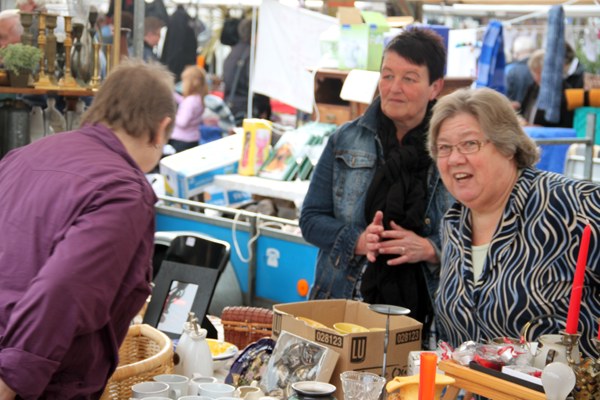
[533,334,581,369]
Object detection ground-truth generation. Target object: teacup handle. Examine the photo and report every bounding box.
[170,388,181,399]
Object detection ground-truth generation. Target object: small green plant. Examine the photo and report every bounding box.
[0,43,42,75]
[576,44,600,74]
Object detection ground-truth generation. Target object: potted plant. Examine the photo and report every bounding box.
[0,43,42,88]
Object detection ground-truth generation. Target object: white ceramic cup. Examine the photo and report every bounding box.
[178,397,213,400]
[197,383,235,399]
[154,374,190,399]
[143,397,171,400]
[188,376,218,395]
[215,398,238,400]
[234,386,263,400]
[131,381,171,398]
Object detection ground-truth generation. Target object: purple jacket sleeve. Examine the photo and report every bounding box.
[0,183,153,398]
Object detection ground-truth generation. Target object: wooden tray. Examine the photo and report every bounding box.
[439,360,546,400]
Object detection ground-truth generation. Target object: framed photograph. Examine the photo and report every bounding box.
[143,260,220,339]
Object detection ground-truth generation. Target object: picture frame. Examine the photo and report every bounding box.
[143,260,220,339]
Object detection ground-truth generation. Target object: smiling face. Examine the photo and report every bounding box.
[378,51,442,136]
[436,112,518,213]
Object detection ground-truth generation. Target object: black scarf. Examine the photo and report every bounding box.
[360,102,434,326]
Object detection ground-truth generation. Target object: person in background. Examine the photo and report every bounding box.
[169,65,208,152]
[0,60,175,399]
[0,10,23,48]
[519,49,573,128]
[564,42,585,89]
[300,29,453,336]
[129,16,164,62]
[222,18,271,125]
[504,35,536,107]
[160,3,197,82]
[429,87,600,358]
[15,0,45,12]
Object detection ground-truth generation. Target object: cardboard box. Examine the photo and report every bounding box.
[239,119,273,176]
[272,299,422,398]
[337,7,389,71]
[203,184,252,208]
[160,133,242,199]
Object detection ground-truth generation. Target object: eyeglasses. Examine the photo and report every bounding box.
[435,139,489,158]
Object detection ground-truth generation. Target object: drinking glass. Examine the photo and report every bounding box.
[340,371,386,400]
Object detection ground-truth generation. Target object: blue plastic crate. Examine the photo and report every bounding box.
[574,107,600,145]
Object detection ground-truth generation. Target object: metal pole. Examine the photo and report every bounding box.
[247,214,258,306]
[247,5,257,119]
[583,112,596,182]
[112,0,122,67]
[132,0,145,58]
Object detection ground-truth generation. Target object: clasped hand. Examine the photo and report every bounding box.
[362,210,436,265]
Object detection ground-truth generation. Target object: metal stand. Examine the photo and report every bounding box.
[368,304,411,380]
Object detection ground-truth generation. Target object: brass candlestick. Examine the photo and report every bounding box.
[571,337,600,399]
[560,329,583,367]
[19,12,35,46]
[45,14,57,83]
[59,15,77,87]
[35,12,51,87]
[104,44,112,75]
[90,43,101,89]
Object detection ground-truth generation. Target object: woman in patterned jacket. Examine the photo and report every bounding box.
[428,87,600,358]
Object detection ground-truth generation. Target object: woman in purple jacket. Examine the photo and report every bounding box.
[0,60,175,400]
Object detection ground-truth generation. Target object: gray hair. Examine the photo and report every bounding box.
[15,0,45,11]
[0,10,23,40]
[428,87,540,168]
[512,36,536,60]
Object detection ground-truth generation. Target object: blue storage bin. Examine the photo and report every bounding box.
[574,107,600,145]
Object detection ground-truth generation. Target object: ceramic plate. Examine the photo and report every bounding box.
[333,322,369,334]
[206,338,238,360]
[225,337,276,387]
[297,316,328,329]
[291,381,336,396]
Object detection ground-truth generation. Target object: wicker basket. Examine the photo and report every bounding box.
[221,306,273,350]
[100,324,174,400]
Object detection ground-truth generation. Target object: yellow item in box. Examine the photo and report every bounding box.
[239,118,272,176]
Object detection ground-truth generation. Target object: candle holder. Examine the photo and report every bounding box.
[19,12,35,46]
[572,340,599,399]
[45,14,57,83]
[90,43,101,89]
[104,44,112,75]
[35,12,52,87]
[59,15,78,88]
[560,330,583,367]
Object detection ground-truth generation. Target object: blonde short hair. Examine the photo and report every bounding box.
[82,59,176,142]
[428,87,540,168]
[181,65,208,98]
[527,49,545,74]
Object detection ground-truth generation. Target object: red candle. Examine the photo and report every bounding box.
[565,224,591,334]
[418,352,437,400]
[597,319,600,340]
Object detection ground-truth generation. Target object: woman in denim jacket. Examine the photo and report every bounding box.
[300,29,453,329]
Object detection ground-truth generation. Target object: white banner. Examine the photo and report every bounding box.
[253,0,337,113]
